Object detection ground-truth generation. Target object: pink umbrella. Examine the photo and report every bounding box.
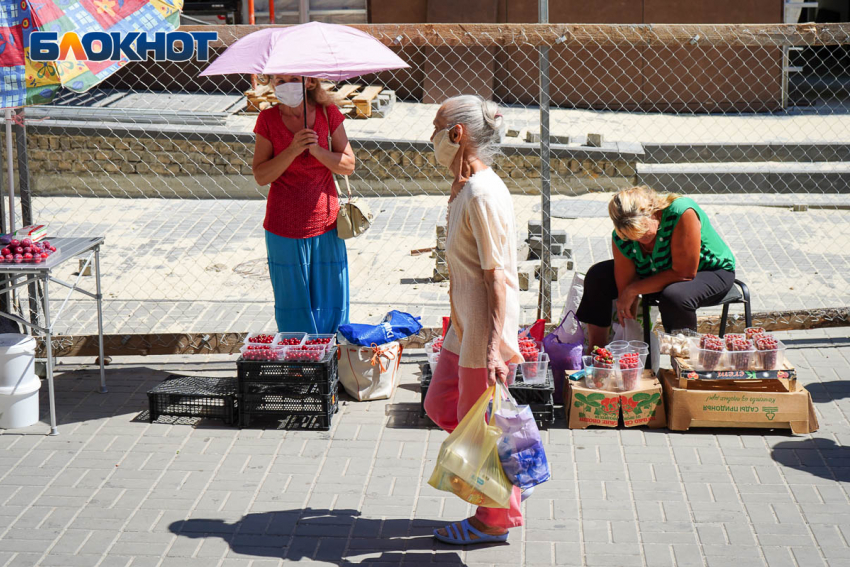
[200,22,408,127]
[200,22,408,80]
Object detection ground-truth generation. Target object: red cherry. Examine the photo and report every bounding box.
[41,240,50,247]
[9,239,19,248]
[33,257,42,264]
[23,253,32,261]
[14,247,22,254]
[21,239,31,247]
[41,253,49,259]
[13,254,22,264]
[1,248,9,256]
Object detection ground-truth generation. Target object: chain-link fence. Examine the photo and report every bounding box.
[3,23,849,349]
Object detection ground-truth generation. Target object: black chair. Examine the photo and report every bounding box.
[642,279,753,368]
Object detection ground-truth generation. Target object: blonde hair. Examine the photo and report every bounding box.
[609,186,681,241]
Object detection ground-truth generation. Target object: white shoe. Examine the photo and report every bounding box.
[521,486,534,502]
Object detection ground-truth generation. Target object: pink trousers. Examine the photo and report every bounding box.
[424,349,523,530]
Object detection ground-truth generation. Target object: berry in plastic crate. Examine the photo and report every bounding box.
[237,350,339,396]
[304,334,336,347]
[755,335,786,370]
[240,345,285,361]
[245,332,277,346]
[275,332,306,346]
[510,352,550,385]
[283,346,332,363]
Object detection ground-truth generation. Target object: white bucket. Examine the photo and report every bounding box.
[0,334,40,429]
[0,379,41,429]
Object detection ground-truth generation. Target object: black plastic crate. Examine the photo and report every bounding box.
[237,349,338,396]
[239,380,339,430]
[510,370,555,406]
[420,363,555,418]
[147,375,237,425]
[531,402,555,429]
[241,405,337,430]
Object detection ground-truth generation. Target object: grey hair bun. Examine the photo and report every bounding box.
[481,99,504,133]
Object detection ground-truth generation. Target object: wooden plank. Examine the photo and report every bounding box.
[352,86,383,118]
[334,84,362,100]
[333,84,362,107]
[185,23,850,49]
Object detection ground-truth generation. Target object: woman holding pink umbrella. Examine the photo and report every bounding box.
[200,22,409,333]
[252,74,354,333]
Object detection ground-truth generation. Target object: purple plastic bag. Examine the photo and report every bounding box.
[492,386,550,489]
[544,310,584,401]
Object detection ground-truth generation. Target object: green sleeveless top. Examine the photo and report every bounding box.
[613,197,735,278]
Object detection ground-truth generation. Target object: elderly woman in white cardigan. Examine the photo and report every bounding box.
[422,95,524,545]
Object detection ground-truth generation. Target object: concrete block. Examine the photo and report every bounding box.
[525,131,541,143]
[587,133,604,147]
[518,261,537,291]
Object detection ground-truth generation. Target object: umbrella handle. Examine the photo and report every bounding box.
[302,77,307,130]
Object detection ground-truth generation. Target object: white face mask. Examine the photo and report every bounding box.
[275,82,304,107]
[432,126,460,168]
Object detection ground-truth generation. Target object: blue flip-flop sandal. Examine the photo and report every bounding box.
[433,518,509,545]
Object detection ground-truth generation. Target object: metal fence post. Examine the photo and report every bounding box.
[14,112,41,328]
[537,0,552,322]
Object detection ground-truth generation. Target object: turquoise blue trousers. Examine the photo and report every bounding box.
[265,228,349,334]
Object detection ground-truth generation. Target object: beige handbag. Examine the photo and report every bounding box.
[338,342,403,401]
[323,106,373,239]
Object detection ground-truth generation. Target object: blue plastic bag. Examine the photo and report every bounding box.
[338,310,422,347]
[491,384,550,490]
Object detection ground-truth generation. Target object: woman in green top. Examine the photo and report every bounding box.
[576,186,736,351]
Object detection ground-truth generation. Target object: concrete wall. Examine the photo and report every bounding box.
[11,131,637,199]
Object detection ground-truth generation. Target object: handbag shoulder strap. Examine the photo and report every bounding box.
[322,105,352,202]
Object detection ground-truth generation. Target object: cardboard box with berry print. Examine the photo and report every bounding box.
[565,370,667,430]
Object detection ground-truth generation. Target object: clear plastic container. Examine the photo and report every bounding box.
[425,338,444,355]
[283,346,332,363]
[428,351,441,375]
[584,365,620,390]
[240,344,286,361]
[657,329,698,357]
[303,334,337,348]
[757,341,786,370]
[516,352,549,385]
[244,331,278,346]
[620,367,642,391]
[688,343,726,371]
[275,332,306,347]
[727,347,756,371]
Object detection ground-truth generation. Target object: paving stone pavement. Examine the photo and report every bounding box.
[29,193,850,335]
[0,328,849,566]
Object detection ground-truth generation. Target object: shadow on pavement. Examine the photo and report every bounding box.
[804,381,850,403]
[771,438,850,482]
[169,508,473,565]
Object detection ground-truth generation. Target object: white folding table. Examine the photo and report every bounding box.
[0,237,107,435]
